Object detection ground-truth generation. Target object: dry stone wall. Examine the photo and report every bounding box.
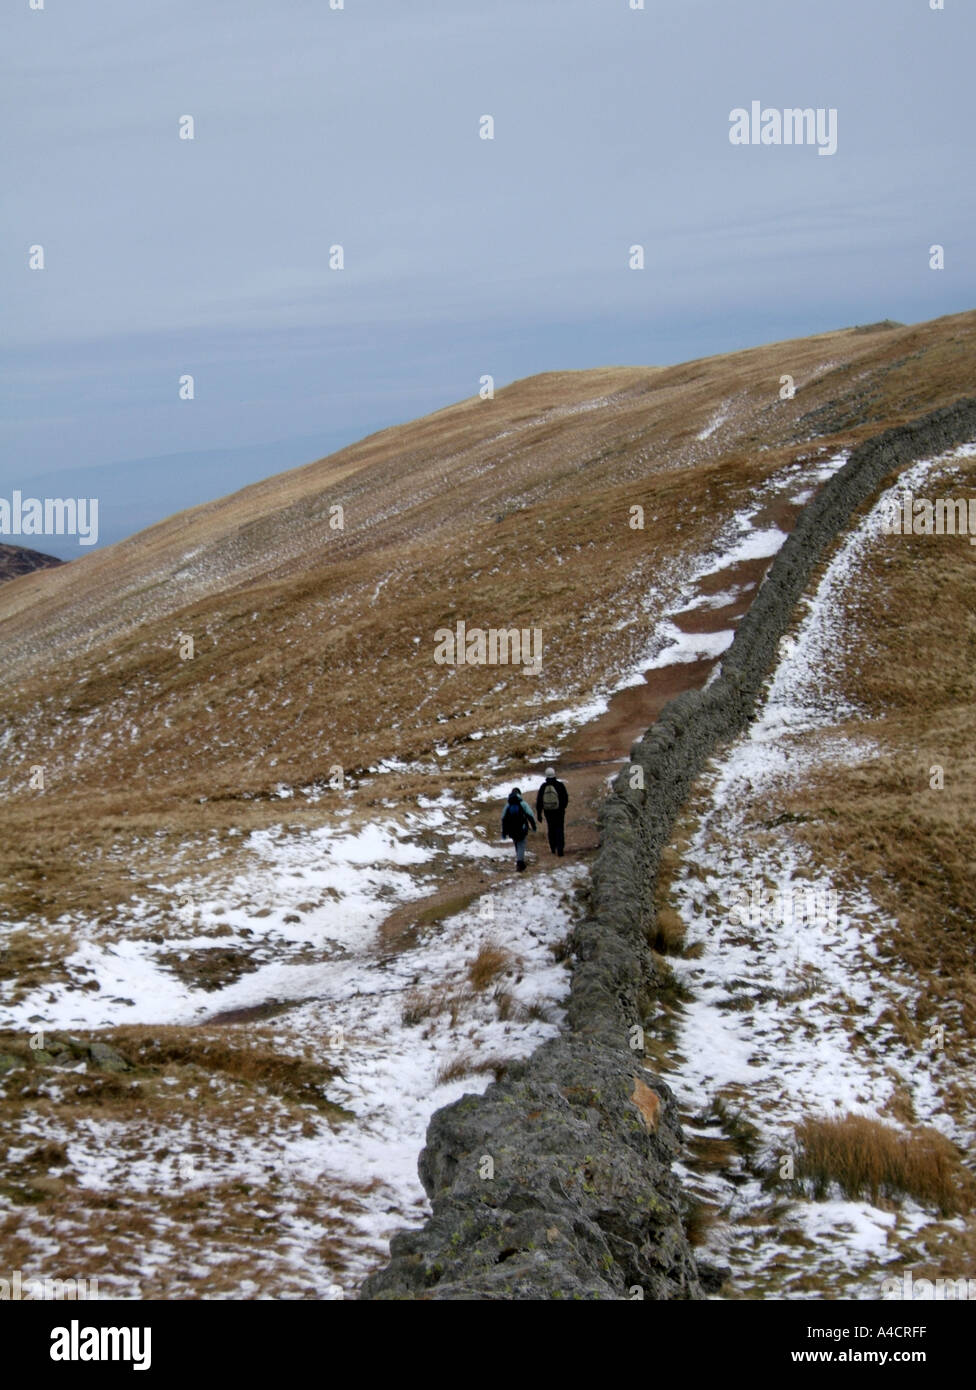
[361,398,976,1301]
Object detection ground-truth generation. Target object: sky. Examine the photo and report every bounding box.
[2,0,974,554]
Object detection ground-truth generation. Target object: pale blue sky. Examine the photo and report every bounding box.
[2,0,973,552]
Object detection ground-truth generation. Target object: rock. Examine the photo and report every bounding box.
[88,1042,129,1072]
[697,1260,732,1293]
[362,1038,702,1302]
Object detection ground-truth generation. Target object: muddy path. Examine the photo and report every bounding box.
[559,551,779,846]
[373,487,812,937]
[363,522,805,957]
[210,491,808,1023]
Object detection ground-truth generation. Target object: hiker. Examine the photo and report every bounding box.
[535,766,569,856]
[501,787,536,872]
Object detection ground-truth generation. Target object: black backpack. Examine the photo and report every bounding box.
[502,802,529,840]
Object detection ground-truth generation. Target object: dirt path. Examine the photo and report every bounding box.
[212,493,809,1019]
[560,551,777,843]
[366,539,800,954]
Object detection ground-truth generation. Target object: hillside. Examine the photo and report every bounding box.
[1,309,974,1298]
[0,543,63,585]
[2,314,975,808]
[659,434,976,1298]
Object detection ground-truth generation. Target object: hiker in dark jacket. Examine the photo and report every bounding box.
[501,787,536,872]
[535,766,569,856]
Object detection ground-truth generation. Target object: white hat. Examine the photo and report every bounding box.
[545,766,556,778]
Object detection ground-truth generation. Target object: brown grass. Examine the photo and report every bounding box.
[4,311,976,1295]
[0,1177,380,1298]
[649,907,686,955]
[683,1198,718,1248]
[750,448,976,1043]
[434,1052,512,1086]
[794,1113,973,1215]
[400,984,469,1029]
[107,1027,344,1106]
[467,943,514,992]
[492,987,515,1020]
[0,1024,348,1119]
[0,926,76,999]
[4,311,976,932]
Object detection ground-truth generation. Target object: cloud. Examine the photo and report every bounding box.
[2,0,973,482]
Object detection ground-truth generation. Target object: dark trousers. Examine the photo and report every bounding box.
[543,810,565,854]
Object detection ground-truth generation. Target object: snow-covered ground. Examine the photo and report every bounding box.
[0,442,864,1298]
[662,445,976,1298]
[552,449,850,705]
[3,818,439,1031]
[2,802,587,1295]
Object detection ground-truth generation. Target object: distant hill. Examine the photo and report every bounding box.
[0,542,64,584]
[2,307,975,812]
[2,308,975,1301]
[4,432,359,557]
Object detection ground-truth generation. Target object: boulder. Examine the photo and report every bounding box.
[88,1042,129,1072]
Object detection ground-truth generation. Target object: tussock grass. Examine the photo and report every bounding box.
[711,1095,762,1161]
[400,989,441,1028]
[401,950,528,1029]
[0,926,75,999]
[549,934,573,963]
[649,907,686,955]
[491,987,553,1024]
[492,986,515,1021]
[400,983,469,1029]
[0,1025,347,1119]
[467,943,514,992]
[107,1026,342,1102]
[794,1113,973,1215]
[434,1052,512,1086]
[683,1197,719,1248]
[651,956,694,1009]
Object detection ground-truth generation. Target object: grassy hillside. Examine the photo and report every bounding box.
[1,310,974,1298]
[1,311,975,917]
[655,439,976,1297]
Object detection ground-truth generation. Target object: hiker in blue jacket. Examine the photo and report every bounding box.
[501,787,536,872]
